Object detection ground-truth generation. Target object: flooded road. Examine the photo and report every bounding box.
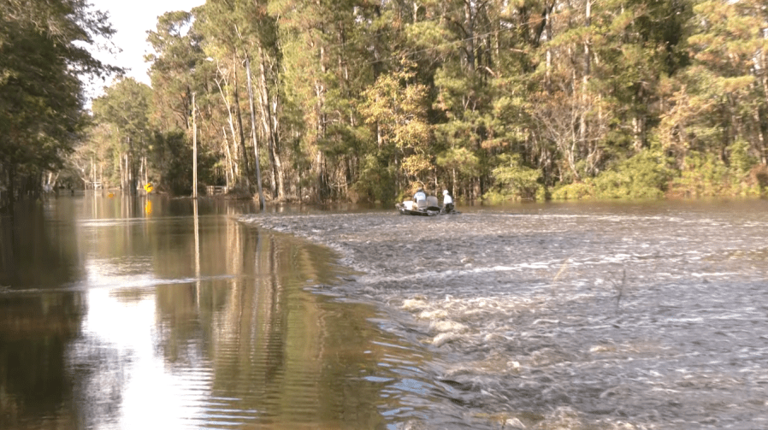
[0,196,439,429]
[243,199,768,429]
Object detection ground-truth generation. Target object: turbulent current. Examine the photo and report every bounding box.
[241,200,768,429]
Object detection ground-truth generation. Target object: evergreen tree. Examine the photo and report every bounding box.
[0,0,117,207]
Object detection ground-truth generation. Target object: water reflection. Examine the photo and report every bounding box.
[0,195,430,429]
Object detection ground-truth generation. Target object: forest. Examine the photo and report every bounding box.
[2,0,768,209]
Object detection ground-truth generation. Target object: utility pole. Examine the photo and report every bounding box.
[192,92,198,199]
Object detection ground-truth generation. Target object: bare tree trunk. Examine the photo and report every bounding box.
[246,55,265,210]
[192,93,198,198]
[8,164,15,210]
[755,107,767,164]
[233,51,250,180]
[464,0,476,72]
[580,0,591,158]
[257,46,285,201]
[120,152,125,192]
[545,3,553,93]
[138,156,144,190]
[257,48,277,198]
[127,136,137,196]
[315,44,329,202]
[223,126,235,189]
[214,74,241,181]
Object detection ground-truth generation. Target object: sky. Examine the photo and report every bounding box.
[86,0,205,98]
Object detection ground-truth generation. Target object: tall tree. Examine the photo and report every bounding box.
[91,78,152,194]
[0,0,117,207]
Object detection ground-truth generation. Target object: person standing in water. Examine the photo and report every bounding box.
[442,189,454,213]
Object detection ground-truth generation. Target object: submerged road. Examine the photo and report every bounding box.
[242,200,768,429]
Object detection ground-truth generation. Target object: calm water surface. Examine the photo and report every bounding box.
[0,195,431,429]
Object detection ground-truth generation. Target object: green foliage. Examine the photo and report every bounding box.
[151,130,193,196]
[551,181,595,201]
[728,140,757,176]
[0,0,117,204]
[353,153,396,205]
[594,150,673,199]
[484,154,542,202]
[669,144,762,198]
[359,62,433,179]
[43,0,768,206]
[669,152,731,197]
[436,147,479,177]
[552,149,673,200]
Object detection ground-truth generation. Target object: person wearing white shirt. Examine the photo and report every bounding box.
[413,187,426,203]
[442,189,454,213]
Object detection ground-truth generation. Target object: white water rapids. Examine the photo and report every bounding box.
[242,200,768,429]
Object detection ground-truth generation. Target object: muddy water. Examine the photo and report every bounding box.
[0,196,439,429]
[242,199,768,429]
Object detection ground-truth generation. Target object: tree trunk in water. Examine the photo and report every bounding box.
[755,107,767,165]
[315,43,330,202]
[257,56,277,198]
[233,52,250,181]
[8,164,15,211]
[127,137,137,196]
[316,150,328,201]
[245,55,265,210]
[214,75,241,181]
[223,126,235,189]
[257,46,285,201]
[192,92,198,199]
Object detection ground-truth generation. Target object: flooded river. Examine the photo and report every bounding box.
[242,199,768,429]
[0,195,433,429]
[2,196,768,429]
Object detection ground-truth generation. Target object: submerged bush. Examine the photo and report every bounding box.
[551,149,672,200]
[353,154,397,204]
[595,150,672,199]
[484,154,542,202]
[668,147,762,197]
[551,180,594,200]
[750,164,768,194]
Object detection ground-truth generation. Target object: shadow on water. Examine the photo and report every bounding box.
[0,194,440,429]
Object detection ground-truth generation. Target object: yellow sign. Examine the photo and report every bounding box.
[144,183,154,194]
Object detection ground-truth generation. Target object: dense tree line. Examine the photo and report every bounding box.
[5,1,768,208]
[0,0,118,209]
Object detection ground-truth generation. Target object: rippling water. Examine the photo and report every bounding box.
[4,196,768,429]
[243,199,768,429]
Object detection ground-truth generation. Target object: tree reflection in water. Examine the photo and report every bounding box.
[0,196,427,429]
